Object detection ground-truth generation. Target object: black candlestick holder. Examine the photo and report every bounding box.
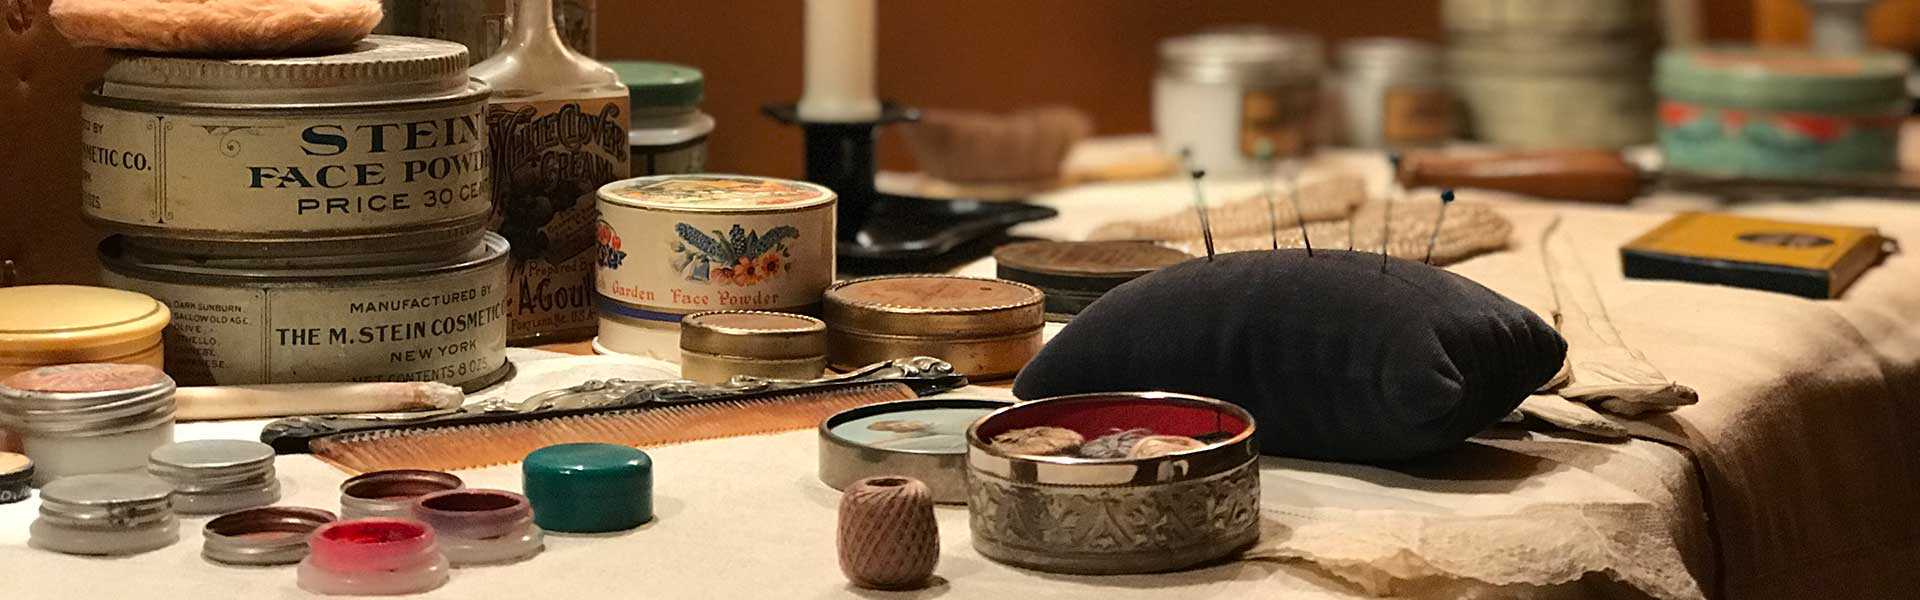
[764,102,1058,265]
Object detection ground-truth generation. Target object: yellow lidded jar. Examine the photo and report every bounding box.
[0,285,170,378]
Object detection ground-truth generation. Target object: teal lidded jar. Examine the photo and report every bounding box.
[1655,47,1910,178]
[522,443,653,533]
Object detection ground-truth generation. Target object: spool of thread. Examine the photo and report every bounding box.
[837,476,939,590]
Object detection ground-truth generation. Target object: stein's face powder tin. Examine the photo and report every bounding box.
[98,234,511,391]
[81,36,492,257]
[593,175,836,360]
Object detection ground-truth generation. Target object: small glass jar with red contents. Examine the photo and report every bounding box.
[298,518,451,595]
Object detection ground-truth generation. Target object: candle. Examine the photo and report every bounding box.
[798,0,883,122]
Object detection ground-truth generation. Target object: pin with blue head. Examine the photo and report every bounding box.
[1424,188,1455,265]
[1254,140,1282,252]
[1381,153,1403,272]
[1179,148,1216,261]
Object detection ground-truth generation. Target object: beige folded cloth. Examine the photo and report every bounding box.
[1538,216,1699,417]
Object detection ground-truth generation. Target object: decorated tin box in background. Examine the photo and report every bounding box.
[965,392,1261,575]
[1655,47,1910,178]
[80,36,492,258]
[98,235,511,392]
[593,175,836,360]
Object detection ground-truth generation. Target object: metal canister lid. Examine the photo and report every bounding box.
[0,364,176,437]
[1340,38,1443,76]
[825,275,1045,338]
[1655,47,1911,110]
[203,506,336,566]
[340,469,464,519]
[99,232,510,285]
[149,440,276,493]
[680,311,827,360]
[37,473,175,530]
[98,35,475,105]
[609,61,705,109]
[0,452,32,505]
[598,174,836,213]
[994,241,1191,319]
[1158,27,1324,85]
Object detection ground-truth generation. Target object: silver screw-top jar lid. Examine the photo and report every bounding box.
[0,364,176,438]
[98,35,475,105]
[203,506,336,566]
[1158,26,1325,85]
[149,440,277,494]
[1340,38,1443,78]
[37,473,175,530]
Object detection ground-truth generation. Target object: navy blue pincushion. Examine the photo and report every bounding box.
[1012,249,1565,462]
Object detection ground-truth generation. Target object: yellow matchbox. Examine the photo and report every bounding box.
[1621,212,1894,299]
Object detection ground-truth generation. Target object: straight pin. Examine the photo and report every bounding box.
[1425,188,1455,265]
[1255,141,1281,252]
[1381,153,1401,272]
[1286,161,1313,256]
[1189,168,1216,261]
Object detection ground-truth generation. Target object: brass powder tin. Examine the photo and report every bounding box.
[595,175,838,360]
[202,506,337,566]
[81,36,493,258]
[965,392,1261,575]
[823,275,1045,380]
[97,234,511,392]
[678,311,828,384]
[818,398,1011,504]
[992,241,1190,320]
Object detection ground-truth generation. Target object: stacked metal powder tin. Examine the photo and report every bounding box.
[80,36,512,392]
[1443,0,1659,149]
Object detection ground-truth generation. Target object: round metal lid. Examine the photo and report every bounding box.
[598,174,836,213]
[149,440,276,487]
[0,364,176,437]
[679,311,827,360]
[203,506,336,566]
[99,35,475,105]
[609,61,704,108]
[1158,27,1324,85]
[0,452,31,486]
[99,233,508,284]
[824,275,1045,338]
[993,241,1190,293]
[38,474,175,528]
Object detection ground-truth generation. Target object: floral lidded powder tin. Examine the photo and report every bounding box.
[593,175,836,361]
[81,36,492,258]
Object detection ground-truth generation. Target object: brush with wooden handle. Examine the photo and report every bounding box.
[261,357,968,473]
[1399,147,1920,203]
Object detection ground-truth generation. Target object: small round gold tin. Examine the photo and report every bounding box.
[965,392,1261,575]
[822,275,1045,380]
[679,310,829,384]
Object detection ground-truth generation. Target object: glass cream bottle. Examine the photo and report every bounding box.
[471,0,631,344]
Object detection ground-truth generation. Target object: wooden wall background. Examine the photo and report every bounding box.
[3,0,1755,286]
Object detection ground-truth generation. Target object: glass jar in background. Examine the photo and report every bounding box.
[1336,38,1454,149]
[1153,27,1325,176]
[378,0,595,63]
[609,61,715,177]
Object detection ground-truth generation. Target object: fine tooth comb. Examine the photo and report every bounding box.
[261,357,967,473]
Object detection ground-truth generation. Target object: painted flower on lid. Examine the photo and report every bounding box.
[670,223,799,286]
